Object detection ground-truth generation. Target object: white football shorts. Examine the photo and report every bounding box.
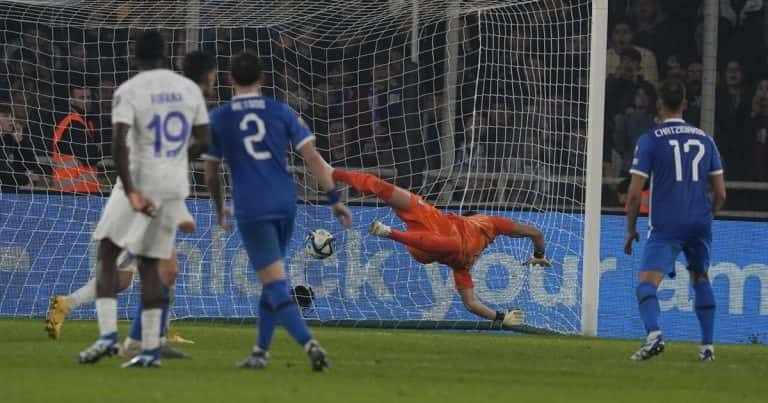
[93,190,185,260]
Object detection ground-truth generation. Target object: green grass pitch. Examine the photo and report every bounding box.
[2,319,767,403]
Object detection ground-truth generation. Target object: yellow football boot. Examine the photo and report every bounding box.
[45,296,70,340]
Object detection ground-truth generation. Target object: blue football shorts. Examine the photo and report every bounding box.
[238,217,295,271]
[641,232,712,275]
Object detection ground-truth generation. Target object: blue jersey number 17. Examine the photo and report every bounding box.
[668,139,705,182]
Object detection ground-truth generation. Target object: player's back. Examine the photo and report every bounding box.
[208,95,314,222]
[443,214,497,269]
[113,69,207,200]
[630,119,723,238]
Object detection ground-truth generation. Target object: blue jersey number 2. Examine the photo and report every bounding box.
[147,111,190,157]
[241,113,272,160]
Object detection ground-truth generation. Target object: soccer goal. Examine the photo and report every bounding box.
[0,0,607,336]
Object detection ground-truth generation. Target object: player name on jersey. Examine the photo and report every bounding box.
[150,92,184,104]
[232,98,266,111]
[652,125,706,137]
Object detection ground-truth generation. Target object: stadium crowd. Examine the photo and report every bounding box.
[0,0,766,206]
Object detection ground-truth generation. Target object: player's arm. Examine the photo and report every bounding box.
[708,139,726,215]
[201,111,231,230]
[626,134,653,255]
[489,217,550,266]
[112,122,154,216]
[624,173,646,254]
[297,140,352,228]
[203,159,230,230]
[709,173,726,214]
[189,124,210,159]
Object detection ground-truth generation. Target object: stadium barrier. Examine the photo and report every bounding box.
[1,194,766,343]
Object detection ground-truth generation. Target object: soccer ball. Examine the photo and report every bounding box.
[306,229,335,259]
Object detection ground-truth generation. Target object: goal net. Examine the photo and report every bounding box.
[0,0,592,334]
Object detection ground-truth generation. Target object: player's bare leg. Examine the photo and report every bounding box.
[46,268,133,340]
[239,259,328,371]
[122,256,164,368]
[630,270,666,361]
[78,239,122,364]
[457,288,524,328]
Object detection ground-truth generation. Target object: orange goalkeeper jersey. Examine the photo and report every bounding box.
[442,214,501,270]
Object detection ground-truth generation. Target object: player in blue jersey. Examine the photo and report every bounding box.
[624,78,726,361]
[203,50,352,371]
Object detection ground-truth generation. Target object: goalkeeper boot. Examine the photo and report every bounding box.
[45,296,70,340]
[305,340,329,372]
[78,337,121,364]
[630,331,665,361]
[122,353,161,368]
[237,350,269,369]
[369,220,391,238]
[699,345,716,362]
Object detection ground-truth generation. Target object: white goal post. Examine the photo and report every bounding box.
[0,0,605,336]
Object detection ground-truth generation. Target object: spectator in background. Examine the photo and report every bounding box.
[50,82,101,193]
[613,82,656,174]
[748,79,768,181]
[0,104,45,191]
[607,18,659,88]
[684,61,703,125]
[96,76,117,156]
[716,0,766,80]
[716,59,752,179]
[632,0,666,57]
[605,48,651,123]
[662,54,685,80]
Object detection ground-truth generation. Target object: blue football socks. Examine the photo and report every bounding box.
[693,280,716,345]
[265,280,312,346]
[636,281,660,334]
[257,292,278,351]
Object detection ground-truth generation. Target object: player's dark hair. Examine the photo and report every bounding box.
[135,30,166,66]
[658,78,686,111]
[183,51,216,84]
[461,211,478,217]
[230,50,263,86]
[0,103,12,116]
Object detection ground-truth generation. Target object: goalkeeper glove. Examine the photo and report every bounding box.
[523,251,552,267]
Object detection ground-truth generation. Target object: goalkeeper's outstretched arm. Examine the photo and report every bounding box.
[490,217,550,266]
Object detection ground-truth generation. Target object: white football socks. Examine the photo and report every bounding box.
[68,278,97,310]
[95,298,117,337]
[141,308,162,352]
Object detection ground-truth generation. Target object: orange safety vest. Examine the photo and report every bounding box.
[51,112,100,193]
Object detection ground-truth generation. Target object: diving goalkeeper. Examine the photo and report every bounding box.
[332,169,551,327]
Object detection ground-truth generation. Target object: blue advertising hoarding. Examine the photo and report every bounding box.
[1,193,766,343]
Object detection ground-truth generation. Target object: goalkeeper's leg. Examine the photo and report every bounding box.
[46,253,135,340]
[332,169,412,211]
